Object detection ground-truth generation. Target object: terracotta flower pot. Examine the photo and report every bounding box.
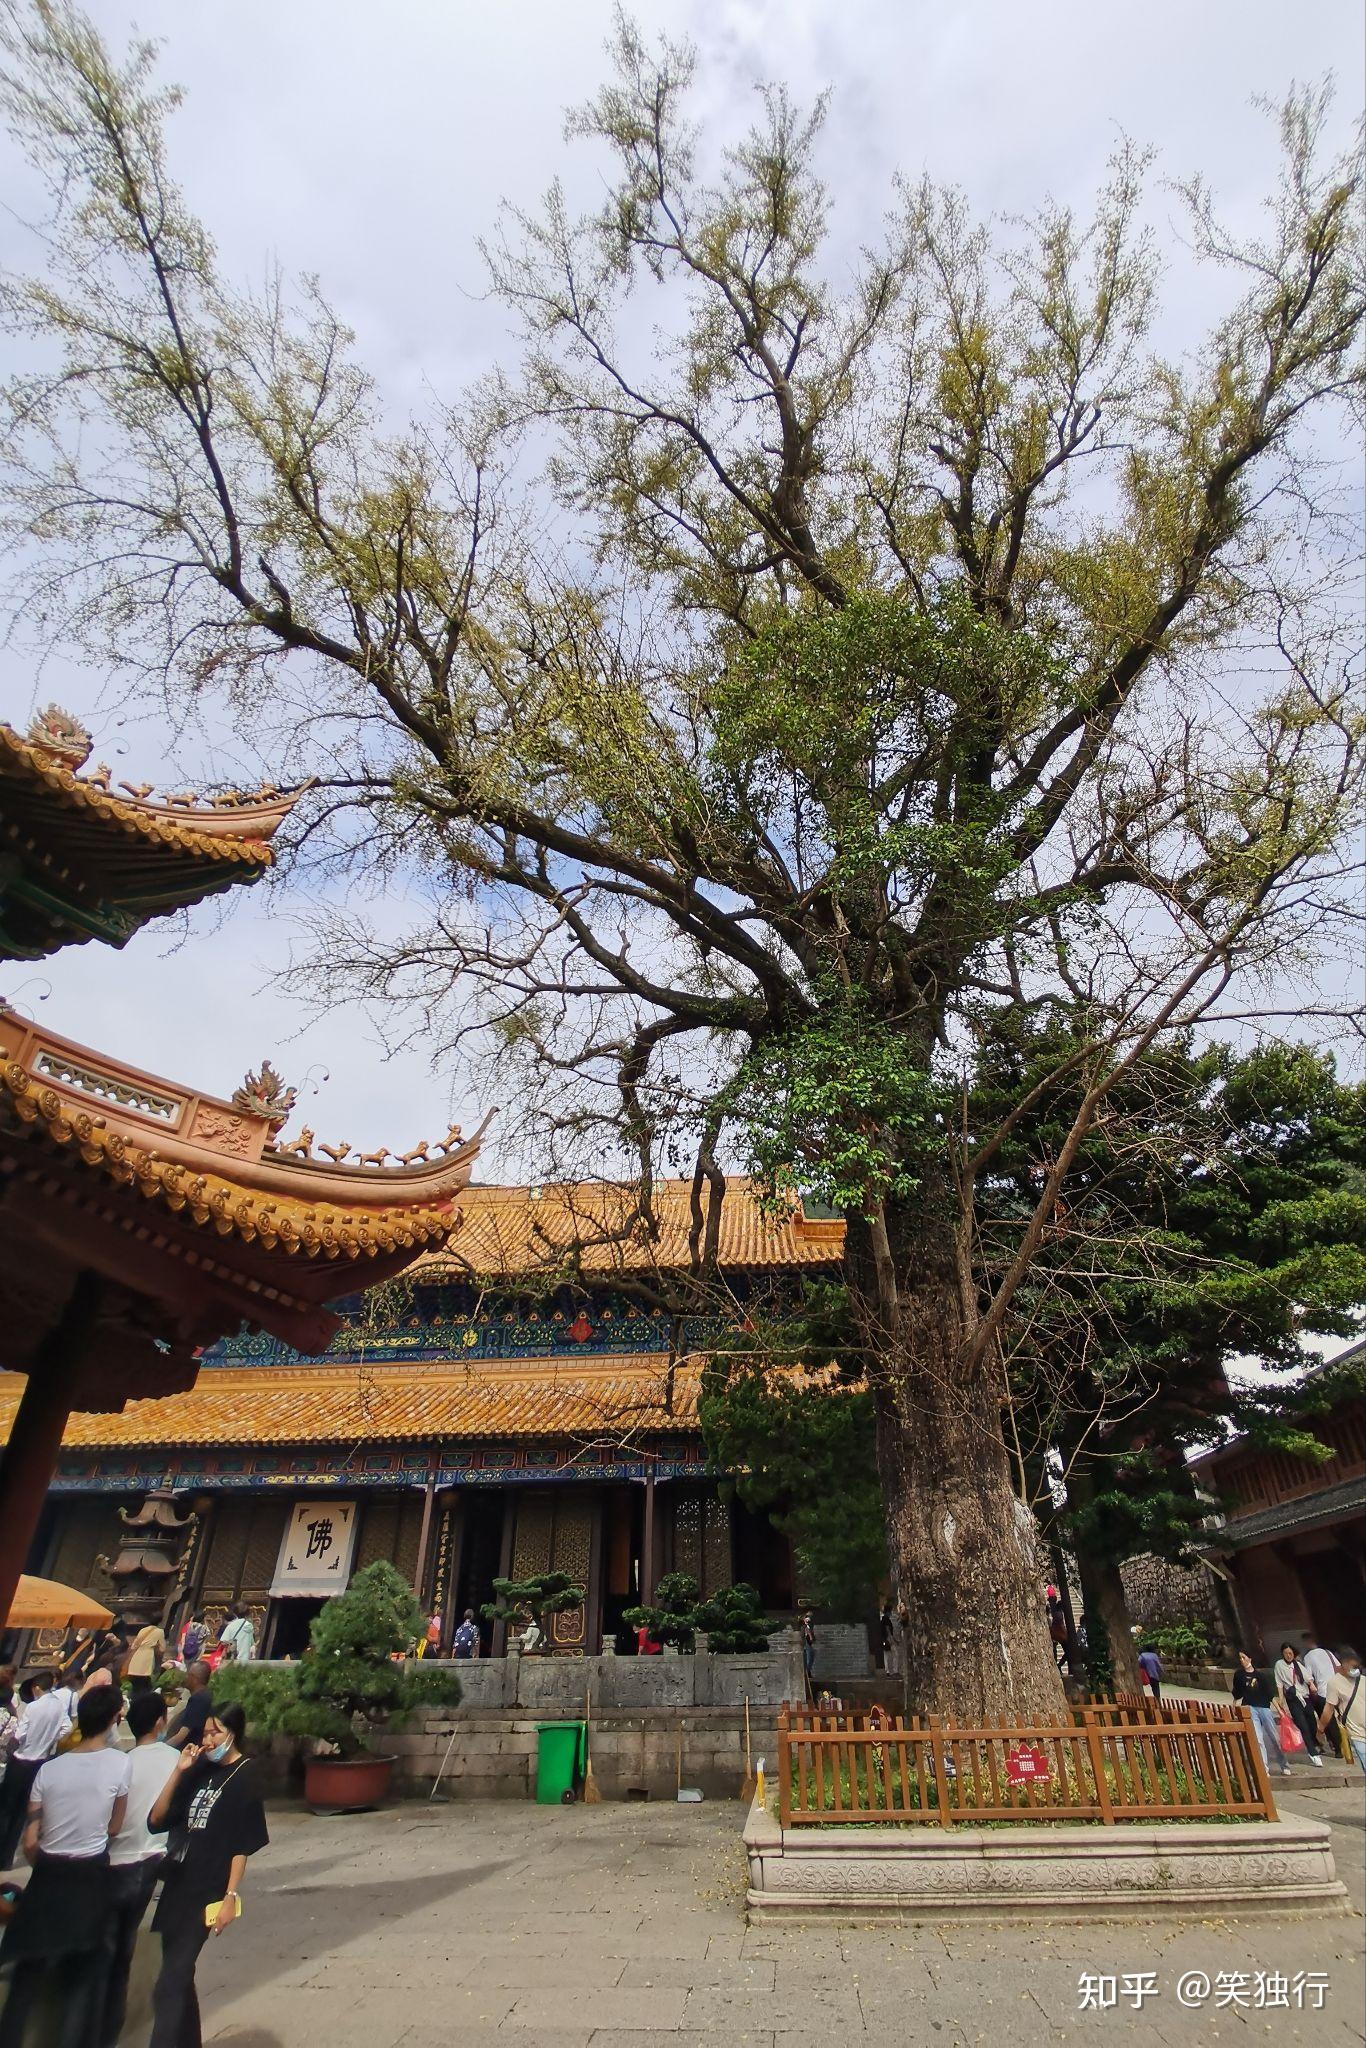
[303,1753,396,1813]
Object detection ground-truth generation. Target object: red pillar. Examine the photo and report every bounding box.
[0,1272,99,1630]
[491,1490,516,1657]
[413,1454,439,1611]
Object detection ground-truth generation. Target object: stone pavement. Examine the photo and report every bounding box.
[152,1784,1366,2048]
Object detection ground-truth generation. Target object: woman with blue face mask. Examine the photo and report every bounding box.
[145,1703,269,2047]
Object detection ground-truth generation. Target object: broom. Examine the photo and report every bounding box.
[582,1686,601,1804]
[740,1694,755,1802]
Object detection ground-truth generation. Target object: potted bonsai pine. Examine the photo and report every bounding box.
[481,1571,584,1652]
[623,1571,700,1653]
[692,1582,771,1652]
[216,1559,461,1811]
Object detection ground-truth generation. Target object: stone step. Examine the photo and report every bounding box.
[1274,1762,1362,1789]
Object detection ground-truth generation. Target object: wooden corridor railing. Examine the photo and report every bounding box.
[776,1699,1277,1826]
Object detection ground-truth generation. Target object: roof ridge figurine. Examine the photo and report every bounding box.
[27,702,92,771]
[231,1059,298,1129]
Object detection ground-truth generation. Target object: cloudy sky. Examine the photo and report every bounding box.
[0,0,1361,1174]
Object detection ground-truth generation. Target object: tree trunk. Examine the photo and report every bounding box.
[860,1221,1065,1722]
[1063,1459,1143,1694]
[1076,1549,1142,1694]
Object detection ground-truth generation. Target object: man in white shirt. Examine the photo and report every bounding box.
[0,1669,70,1869]
[1301,1635,1338,1724]
[0,1687,131,2043]
[14,1675,70,1760]
[48,1679,79,1727]
[101,1690,179,2047]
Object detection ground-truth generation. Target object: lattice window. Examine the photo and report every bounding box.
[671,1489,732,1596]
[552,1497,592,1586]
[672,1493,702,1583]
[392,1498,423,1587]
[356,1501,400,1574]
[702,1494,732,1595]
[242,1501,288,1598]
[511,1495,554,1580]
[201,1502,252,1599]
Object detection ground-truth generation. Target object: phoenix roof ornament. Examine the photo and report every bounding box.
[231,1058,298,1128]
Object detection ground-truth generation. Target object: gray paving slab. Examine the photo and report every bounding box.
[680,1981,866,2033]
[77,1787,1356,2047]
[616,1956,777,1992]
[401,2032,594,2048]
[589,2037,775,2048]
[506,1988,691,2032]
[590,2037,775,2048]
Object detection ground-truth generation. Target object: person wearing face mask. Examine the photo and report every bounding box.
[145,1703,268,2048]
[1318,1647,1366,1773]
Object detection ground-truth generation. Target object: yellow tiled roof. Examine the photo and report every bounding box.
[431,1178,845,1279]
[0,723,283,866]
[0,1357,704,1450]
[1,1062,458,1264]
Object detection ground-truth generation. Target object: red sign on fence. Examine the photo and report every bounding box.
[1005,1743,1052,1785]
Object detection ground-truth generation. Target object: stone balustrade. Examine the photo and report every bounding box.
[414,1633,804,1712]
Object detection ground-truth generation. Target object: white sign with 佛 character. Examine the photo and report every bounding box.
[270,1499,358,1597]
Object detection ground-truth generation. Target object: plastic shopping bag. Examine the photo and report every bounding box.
[1277,1708,1305,1754]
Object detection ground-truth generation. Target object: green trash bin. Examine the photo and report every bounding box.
[535,1720,586,1804]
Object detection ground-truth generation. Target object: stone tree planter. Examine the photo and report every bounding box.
[304,1752,397,1812]
[743,1798,1348,1922]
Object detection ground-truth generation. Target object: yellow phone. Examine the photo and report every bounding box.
[204,1896,241,1928]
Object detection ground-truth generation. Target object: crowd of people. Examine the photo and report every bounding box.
[0,1614,269,2045]
[1233,1638,1366,1776]
[868,1591,1365,1783]
[1,1592,1359,2041]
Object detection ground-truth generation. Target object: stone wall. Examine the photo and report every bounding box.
[395,1706,781,1800]
[1120,1553,1232,1652]
[810,1622,872,1683]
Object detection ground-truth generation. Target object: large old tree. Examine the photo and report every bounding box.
[1,8,1362,1715]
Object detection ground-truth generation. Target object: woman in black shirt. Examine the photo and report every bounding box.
[1232,1650,1290,1777]
[146,1702,268,2048]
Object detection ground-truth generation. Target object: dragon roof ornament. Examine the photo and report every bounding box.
[27,704,92,772]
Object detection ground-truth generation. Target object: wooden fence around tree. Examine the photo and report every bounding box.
[775,1699,1277,1827]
